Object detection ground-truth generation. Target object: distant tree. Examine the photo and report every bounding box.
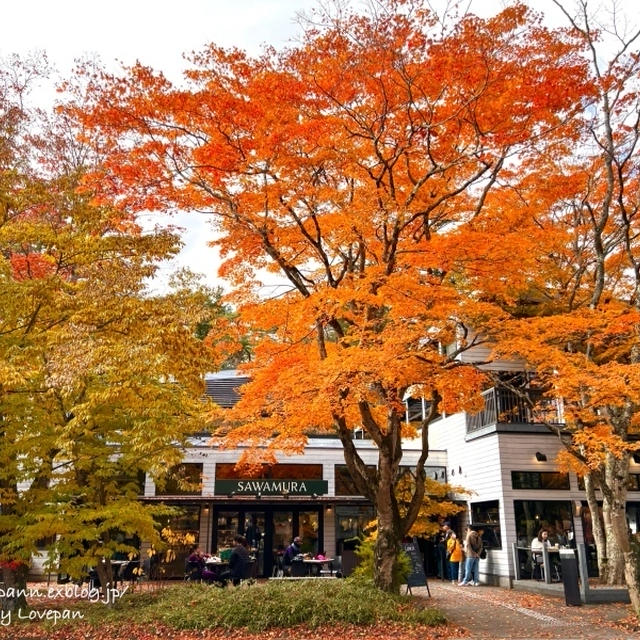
[484,0,640,612]
[0,55,214,605]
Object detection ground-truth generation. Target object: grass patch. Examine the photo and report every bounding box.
[53,579,445,632]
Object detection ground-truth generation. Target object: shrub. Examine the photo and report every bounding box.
[352,536,412,592]
[80,579,445,632]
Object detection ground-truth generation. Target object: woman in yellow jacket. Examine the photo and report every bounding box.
[446,531,464,584]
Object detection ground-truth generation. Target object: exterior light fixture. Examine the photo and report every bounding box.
[535,451,547,462]
[229,491,236,497]
[458,466,462,475]
[312,493,318,500]
[256,492,262,499]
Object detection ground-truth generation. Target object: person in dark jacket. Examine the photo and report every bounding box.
[228,535,250,586]
[282,536,302,576]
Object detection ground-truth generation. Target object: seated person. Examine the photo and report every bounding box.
[216,535,250,586]
[531,528,559,580]
[186,547,206,581]
[282,536,302,576]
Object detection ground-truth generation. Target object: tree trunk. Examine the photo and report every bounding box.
[373,434,402,592]
[623,542,640,616]
[94,560,114,598]
[602,453,628,585]
[610,497,640,614]
[584,473,610,582]
[603,502,625,584]
[374,480,401,592]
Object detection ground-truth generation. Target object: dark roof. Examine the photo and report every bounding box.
[204,372,250,408]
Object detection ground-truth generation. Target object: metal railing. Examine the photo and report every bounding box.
[466,388,563,434]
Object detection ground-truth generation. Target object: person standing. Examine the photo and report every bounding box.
[446,531,463,584]
[459,526,483,586]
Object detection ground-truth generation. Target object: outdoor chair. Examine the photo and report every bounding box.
[121,560,141,585]
[184,559,202,582]
[272,555,284,577]
[532,553,561,582]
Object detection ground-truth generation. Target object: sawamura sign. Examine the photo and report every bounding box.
[215,479,328,496]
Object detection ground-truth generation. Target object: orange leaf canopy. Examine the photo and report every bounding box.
[72,1,591,455]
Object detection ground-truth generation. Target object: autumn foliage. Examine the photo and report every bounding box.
[0,54,217,599]
[64,0,610,592]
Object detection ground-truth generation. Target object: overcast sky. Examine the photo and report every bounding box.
[1,0,636,293]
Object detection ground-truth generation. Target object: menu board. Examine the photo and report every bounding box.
[401,538,428,589]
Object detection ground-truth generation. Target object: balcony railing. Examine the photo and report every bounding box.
[466,387,563,434]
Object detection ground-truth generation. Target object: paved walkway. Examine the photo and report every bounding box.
[412,580,639,639]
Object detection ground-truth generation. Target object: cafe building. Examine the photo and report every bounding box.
[421,349,640,586]
[144,367,640,584]
[142,370,448,579]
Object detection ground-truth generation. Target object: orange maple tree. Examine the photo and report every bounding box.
[69,1,591,591]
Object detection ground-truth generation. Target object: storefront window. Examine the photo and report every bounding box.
[335,465,376,496]
[581,501,640,576]
[155,505,201,579]
[470,500,502,549]
[215,463,323,479]
[514,500,573,548]
[335,505,375,554]
[578,474,640,491]
[216,511,240,551]
[512,471,570,490]
[156,463,202,496]
[299,511,319,555]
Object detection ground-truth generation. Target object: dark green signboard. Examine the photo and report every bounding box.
[215,479,328,496]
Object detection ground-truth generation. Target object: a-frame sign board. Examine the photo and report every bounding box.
[402,537,430,597]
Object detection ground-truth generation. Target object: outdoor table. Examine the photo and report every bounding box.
[205,558,229,569]
[302,558,334,576]
[203,558,229,581]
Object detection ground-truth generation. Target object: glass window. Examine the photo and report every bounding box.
[575,474,640,491]
[335,505,375,555]
[216,511,240,551]
[627,501,640,535]
[154,505,201,579]
[156,463,202,496]
[334,465,377,496]
[514,500,573,548]
[116,469,146,496]
[470,500,502,549]
[512,471,570,490]
[215,462,322,480]
[299,511,319,555]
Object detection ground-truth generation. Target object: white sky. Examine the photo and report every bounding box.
[1,0,636,293]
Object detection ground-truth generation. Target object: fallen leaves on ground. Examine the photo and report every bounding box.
[0,621,468,640]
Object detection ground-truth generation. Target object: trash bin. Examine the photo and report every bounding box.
[559,548,581,606]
